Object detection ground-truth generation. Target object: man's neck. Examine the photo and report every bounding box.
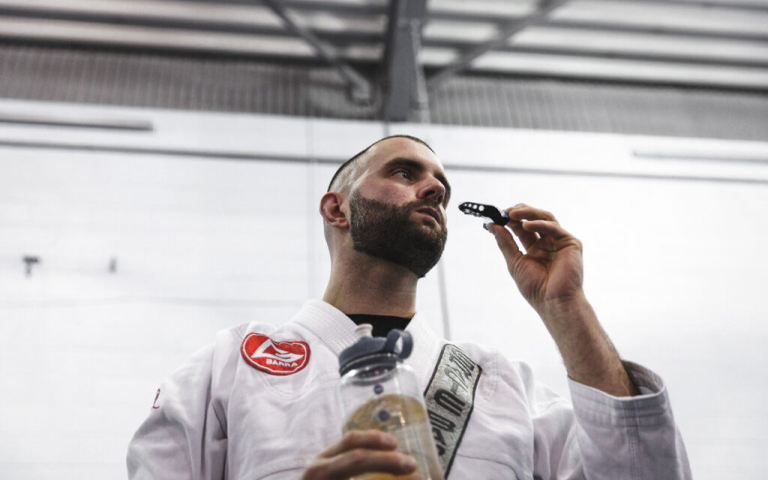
[322,254,418,318]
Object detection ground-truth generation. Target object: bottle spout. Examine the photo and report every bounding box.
[354,323,373,338]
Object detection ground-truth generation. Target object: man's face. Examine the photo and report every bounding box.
[347,138,451,278]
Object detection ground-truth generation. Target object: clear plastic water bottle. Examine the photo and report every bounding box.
[338,325,444,480]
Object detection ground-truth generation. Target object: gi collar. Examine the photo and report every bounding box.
[293,299,442,387]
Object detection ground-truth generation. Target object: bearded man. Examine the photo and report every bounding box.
[128,135,692,480]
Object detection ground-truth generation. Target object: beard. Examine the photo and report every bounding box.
[348,190,448,278]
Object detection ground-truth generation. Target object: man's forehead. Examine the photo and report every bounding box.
[366,137,444,171]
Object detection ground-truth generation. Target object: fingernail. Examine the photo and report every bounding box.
[400,455,417,470]
[483,222,493,234]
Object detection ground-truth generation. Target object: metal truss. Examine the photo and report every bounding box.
[426,0,572,90]
[259,0,371,103]
[1,0,767,109]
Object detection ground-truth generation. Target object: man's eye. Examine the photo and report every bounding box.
[395,170,411,179]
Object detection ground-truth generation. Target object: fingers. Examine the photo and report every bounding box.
[487,222,520,260]
[508,219,538,251]
[505,204,570,243]
[520,220,570,241]
[311,449,417,480]
[506,204,556,223]
[487,204,577,255]
[318,430,396,459]
[305,430,418,480]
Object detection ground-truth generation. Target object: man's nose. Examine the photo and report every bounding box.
[421,178,446,205]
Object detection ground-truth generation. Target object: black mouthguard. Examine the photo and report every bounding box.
[458,202,510,226]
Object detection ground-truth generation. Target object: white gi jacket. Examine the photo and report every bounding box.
[127,299,692,480]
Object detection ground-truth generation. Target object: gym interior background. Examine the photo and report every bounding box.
[1,0,767,478]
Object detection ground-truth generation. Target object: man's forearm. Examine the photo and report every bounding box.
[538,293,640,397]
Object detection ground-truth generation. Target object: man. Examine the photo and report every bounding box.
[127,135,691,479]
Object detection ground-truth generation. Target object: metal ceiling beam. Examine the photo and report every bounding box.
[194,0,768,15]
[1,18,765,74]
[2,3,767,46]
[382,0,428,122]
[614,0,768,13]
[1,5,765,72]
[0,33,382,68]
[426,0,571,90]
[538,20,768,44]
[430,19,768,46]
[4,28,766,74]
[2,37,766,93]
[0,5,381,44]
[128,0,388,15]
[424,40,768,71]
[259,0,371,103]
[278,0,387,15]
[426,16,768,45]
[423,68,768,94]
[0,4,383,44]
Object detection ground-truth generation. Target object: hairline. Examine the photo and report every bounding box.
[326,135,435,194]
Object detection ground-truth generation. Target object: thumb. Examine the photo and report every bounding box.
[486,222,521,263]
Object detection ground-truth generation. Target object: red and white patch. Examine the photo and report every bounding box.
[240,333,310,376]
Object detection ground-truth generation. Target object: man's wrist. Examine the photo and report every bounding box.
[537,293,640,397]
[535,290,591,322]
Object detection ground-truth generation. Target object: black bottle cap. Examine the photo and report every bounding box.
[338,326,413,376]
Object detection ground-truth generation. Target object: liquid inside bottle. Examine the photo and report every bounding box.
[342,394,444,480]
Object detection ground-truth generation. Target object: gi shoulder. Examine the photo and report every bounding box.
[154,321,277,400]
[450,341,565,409]
[210,320,280,382]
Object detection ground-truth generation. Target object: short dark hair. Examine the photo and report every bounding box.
[326,134,435,193]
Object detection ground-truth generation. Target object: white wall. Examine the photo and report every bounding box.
[1,99,767,479]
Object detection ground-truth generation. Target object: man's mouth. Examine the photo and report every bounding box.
[416,207,440,223]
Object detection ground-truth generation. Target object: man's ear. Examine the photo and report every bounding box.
[319,192,349,230]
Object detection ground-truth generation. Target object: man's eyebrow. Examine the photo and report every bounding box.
[387,157,452,200]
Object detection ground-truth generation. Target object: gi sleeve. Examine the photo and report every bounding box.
[127,343,227,480]
[531,360,692,480]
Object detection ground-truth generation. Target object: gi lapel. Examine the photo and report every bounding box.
[424,344,482,477]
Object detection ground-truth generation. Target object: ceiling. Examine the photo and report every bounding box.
[1,0,767,120]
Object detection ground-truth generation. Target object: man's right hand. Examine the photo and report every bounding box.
[301,430,418,480]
